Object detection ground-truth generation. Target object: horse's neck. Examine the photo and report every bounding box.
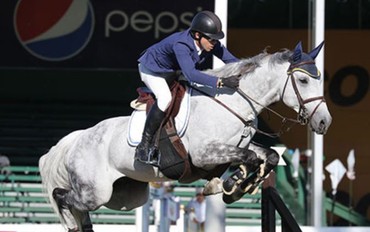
[190,60,289,123]
[244,66,284,107]
[219,61,289,120]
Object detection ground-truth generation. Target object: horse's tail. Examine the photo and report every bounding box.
[39,130,82,227]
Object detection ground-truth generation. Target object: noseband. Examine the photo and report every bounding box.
[282,61,326,125]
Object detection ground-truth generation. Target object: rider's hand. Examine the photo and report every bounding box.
[218,75,241,89]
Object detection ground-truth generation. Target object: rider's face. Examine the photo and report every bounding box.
[200,36,217,52]
[195,33,218,52]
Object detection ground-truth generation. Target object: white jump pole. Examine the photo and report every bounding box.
[205,1,228,232]
[309,0,325,227]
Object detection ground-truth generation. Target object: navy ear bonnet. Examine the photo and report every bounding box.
[289,41,324,79]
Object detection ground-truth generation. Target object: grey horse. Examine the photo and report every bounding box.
[39,42,332,231]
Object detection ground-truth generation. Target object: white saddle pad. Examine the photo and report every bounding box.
[127,87,192,146]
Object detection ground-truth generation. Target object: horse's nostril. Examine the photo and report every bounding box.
[320,119,325,126]
[318,119,328,134]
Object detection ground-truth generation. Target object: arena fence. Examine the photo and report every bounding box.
[0,166,262,226]
[1,165,368,229]
[261,171,301,232]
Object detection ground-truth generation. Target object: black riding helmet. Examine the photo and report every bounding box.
[190,11,224,40]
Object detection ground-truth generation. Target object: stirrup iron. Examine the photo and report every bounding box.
[143,147,161,167]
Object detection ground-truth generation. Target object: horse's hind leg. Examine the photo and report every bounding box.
[59,208,80,232]
[69,207,93,232]
[53,188,94,232]
[52,188,79,231]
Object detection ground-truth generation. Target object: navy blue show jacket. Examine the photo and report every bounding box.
[138,29,239,88]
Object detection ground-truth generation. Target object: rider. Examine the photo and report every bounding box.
[136,10,240,165]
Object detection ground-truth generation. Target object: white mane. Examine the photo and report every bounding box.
[204,49,293,79]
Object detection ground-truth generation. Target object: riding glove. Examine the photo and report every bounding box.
[218,74,241,89]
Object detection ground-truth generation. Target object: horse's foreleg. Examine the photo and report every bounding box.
[237,143,280,195]
[221,148,263,191]
[222,164,247,195]
[194,142,270,202]
[193,143,263,167]
[248,142,280,178]
[197,144,263,197]
[221,144,280,203]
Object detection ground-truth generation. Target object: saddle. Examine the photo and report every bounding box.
[131,81,228,183]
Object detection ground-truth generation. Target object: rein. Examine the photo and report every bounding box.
[191,60,325,138]
[192,85,297,138]
[191,86,249,126]
[235,87,299,138]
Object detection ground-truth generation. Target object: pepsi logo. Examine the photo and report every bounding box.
[14,0,94,61]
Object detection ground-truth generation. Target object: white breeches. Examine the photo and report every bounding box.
[138,64,172,111]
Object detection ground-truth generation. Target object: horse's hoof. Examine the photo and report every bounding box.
[82,224,94,232]
[203,178,223,196]
[238,164,248,179]
[245,174,269,195]
[222,193,236,204]
[222,178,238,195]
[249,186,259,195]
[258,163,266,177]
[223,186,245,204]
[68,228,79,232]
[246,184,259,195]
[222,168,246,195]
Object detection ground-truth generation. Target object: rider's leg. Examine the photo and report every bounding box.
[135,102,166,163]
[135,64,171,164]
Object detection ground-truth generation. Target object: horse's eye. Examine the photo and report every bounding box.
[298,77,308,84]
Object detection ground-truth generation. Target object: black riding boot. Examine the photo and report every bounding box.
[135,102,165,165]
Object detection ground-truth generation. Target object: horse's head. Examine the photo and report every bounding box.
[281,41,332,134]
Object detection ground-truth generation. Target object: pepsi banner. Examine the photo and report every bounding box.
[0,0,214,69]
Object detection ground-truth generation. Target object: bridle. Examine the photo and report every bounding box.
[235,60,325,138]
[282,60,326,125]
[192,60,326,138]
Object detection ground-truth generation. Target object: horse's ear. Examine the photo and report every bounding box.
[308,41,324,60]
[292,41,303,62]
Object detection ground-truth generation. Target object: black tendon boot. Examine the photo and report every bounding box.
[135,102,165,165]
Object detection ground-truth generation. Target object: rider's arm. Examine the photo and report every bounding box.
[174,42,219,88]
